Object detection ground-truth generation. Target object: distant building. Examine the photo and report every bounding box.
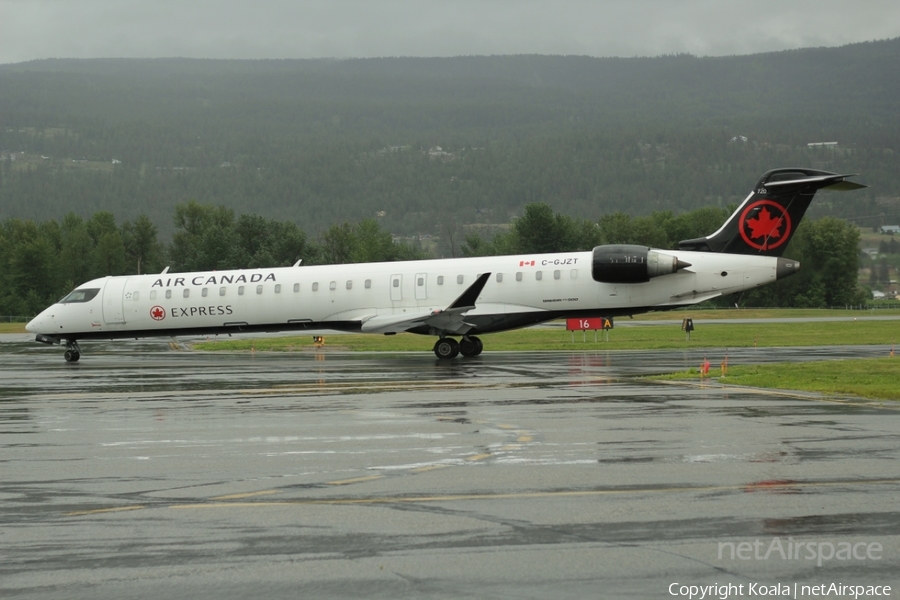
[427,146,454,160]
[807,142,838,147]
[881,225,900,234]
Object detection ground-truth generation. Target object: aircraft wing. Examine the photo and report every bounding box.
[360,272,491,335]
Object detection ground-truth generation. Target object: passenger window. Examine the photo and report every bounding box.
[437,276,444,285]
[133,291,140,301]
[535,271,543,281]
[256,285,263,294]
[392,279,399,288]
[496,273,503,283]
[293,283,300,293]
[165,290,172,299]
[312,282,319,292]
[329,281,336,291]
[571,269,578,279]
[275,284,282,293]
[238,286,245,296]
[346,280,352,290]
[516,272,523,282]
[219,287,226,296]
[150,290,157,300]
[365,279,371,289]
[554,270,561,280]
[417,277,424,286]
[457,275,464,284]
[201,288,208,297]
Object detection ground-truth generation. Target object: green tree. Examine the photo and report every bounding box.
[351,219,396,263]
[87,212,126,277]
[743,217,865,308]
[598,212,635,245]
[121,215,162,275]
[58,213,94,286]
[169,201,237,271]
[320,218,424,264]
[321,222,355,264]
[2,220,61,314]
[796,217,864,306]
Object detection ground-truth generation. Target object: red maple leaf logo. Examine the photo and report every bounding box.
[746,207,783,241]
[738,200,792,251]
[150,306,166,321]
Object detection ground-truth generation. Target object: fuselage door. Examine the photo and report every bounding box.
[102,277,129,324]
[390,274,402,302]
[415,272,427,301]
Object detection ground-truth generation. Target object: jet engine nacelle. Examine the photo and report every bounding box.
[591,244,690,284]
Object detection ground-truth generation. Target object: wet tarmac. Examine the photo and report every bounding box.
[2,337,899,599]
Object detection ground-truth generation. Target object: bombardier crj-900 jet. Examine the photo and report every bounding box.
[28,168,865,362]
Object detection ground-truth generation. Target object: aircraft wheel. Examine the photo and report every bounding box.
[433,338,460,360]
[64,349,80,363]
[459,336,483,357]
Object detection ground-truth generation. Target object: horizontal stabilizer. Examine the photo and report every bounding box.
[822,180,867,191]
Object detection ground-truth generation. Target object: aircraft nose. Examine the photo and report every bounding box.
[26,308,52,334]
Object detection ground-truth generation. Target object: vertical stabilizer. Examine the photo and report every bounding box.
[678,168,865,256]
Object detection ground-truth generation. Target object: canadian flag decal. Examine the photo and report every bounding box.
[519,260,536,267]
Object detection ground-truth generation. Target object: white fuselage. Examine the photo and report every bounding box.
[27,249,784,341]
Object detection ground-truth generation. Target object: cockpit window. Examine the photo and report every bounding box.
[59,288,100,304]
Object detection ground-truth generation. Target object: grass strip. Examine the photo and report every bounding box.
[652,358,900,401]
[192,319,900,352]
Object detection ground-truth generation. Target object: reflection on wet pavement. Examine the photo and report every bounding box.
[1,338,898,599]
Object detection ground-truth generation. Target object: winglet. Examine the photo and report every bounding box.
[448,272,491,310]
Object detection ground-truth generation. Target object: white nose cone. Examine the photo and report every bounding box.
[25,317,39,333]
[26,308,51,334]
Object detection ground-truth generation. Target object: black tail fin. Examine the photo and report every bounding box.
[678,168,866,256]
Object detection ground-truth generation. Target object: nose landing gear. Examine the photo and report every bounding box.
[64,341,82,363]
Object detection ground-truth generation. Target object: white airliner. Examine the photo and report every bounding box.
[27,168,864,362]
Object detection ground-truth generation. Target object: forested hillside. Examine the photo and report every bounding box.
[2,39,899,240]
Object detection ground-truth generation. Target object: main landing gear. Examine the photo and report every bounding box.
[433,336,483,360]
[63,340,82,363]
